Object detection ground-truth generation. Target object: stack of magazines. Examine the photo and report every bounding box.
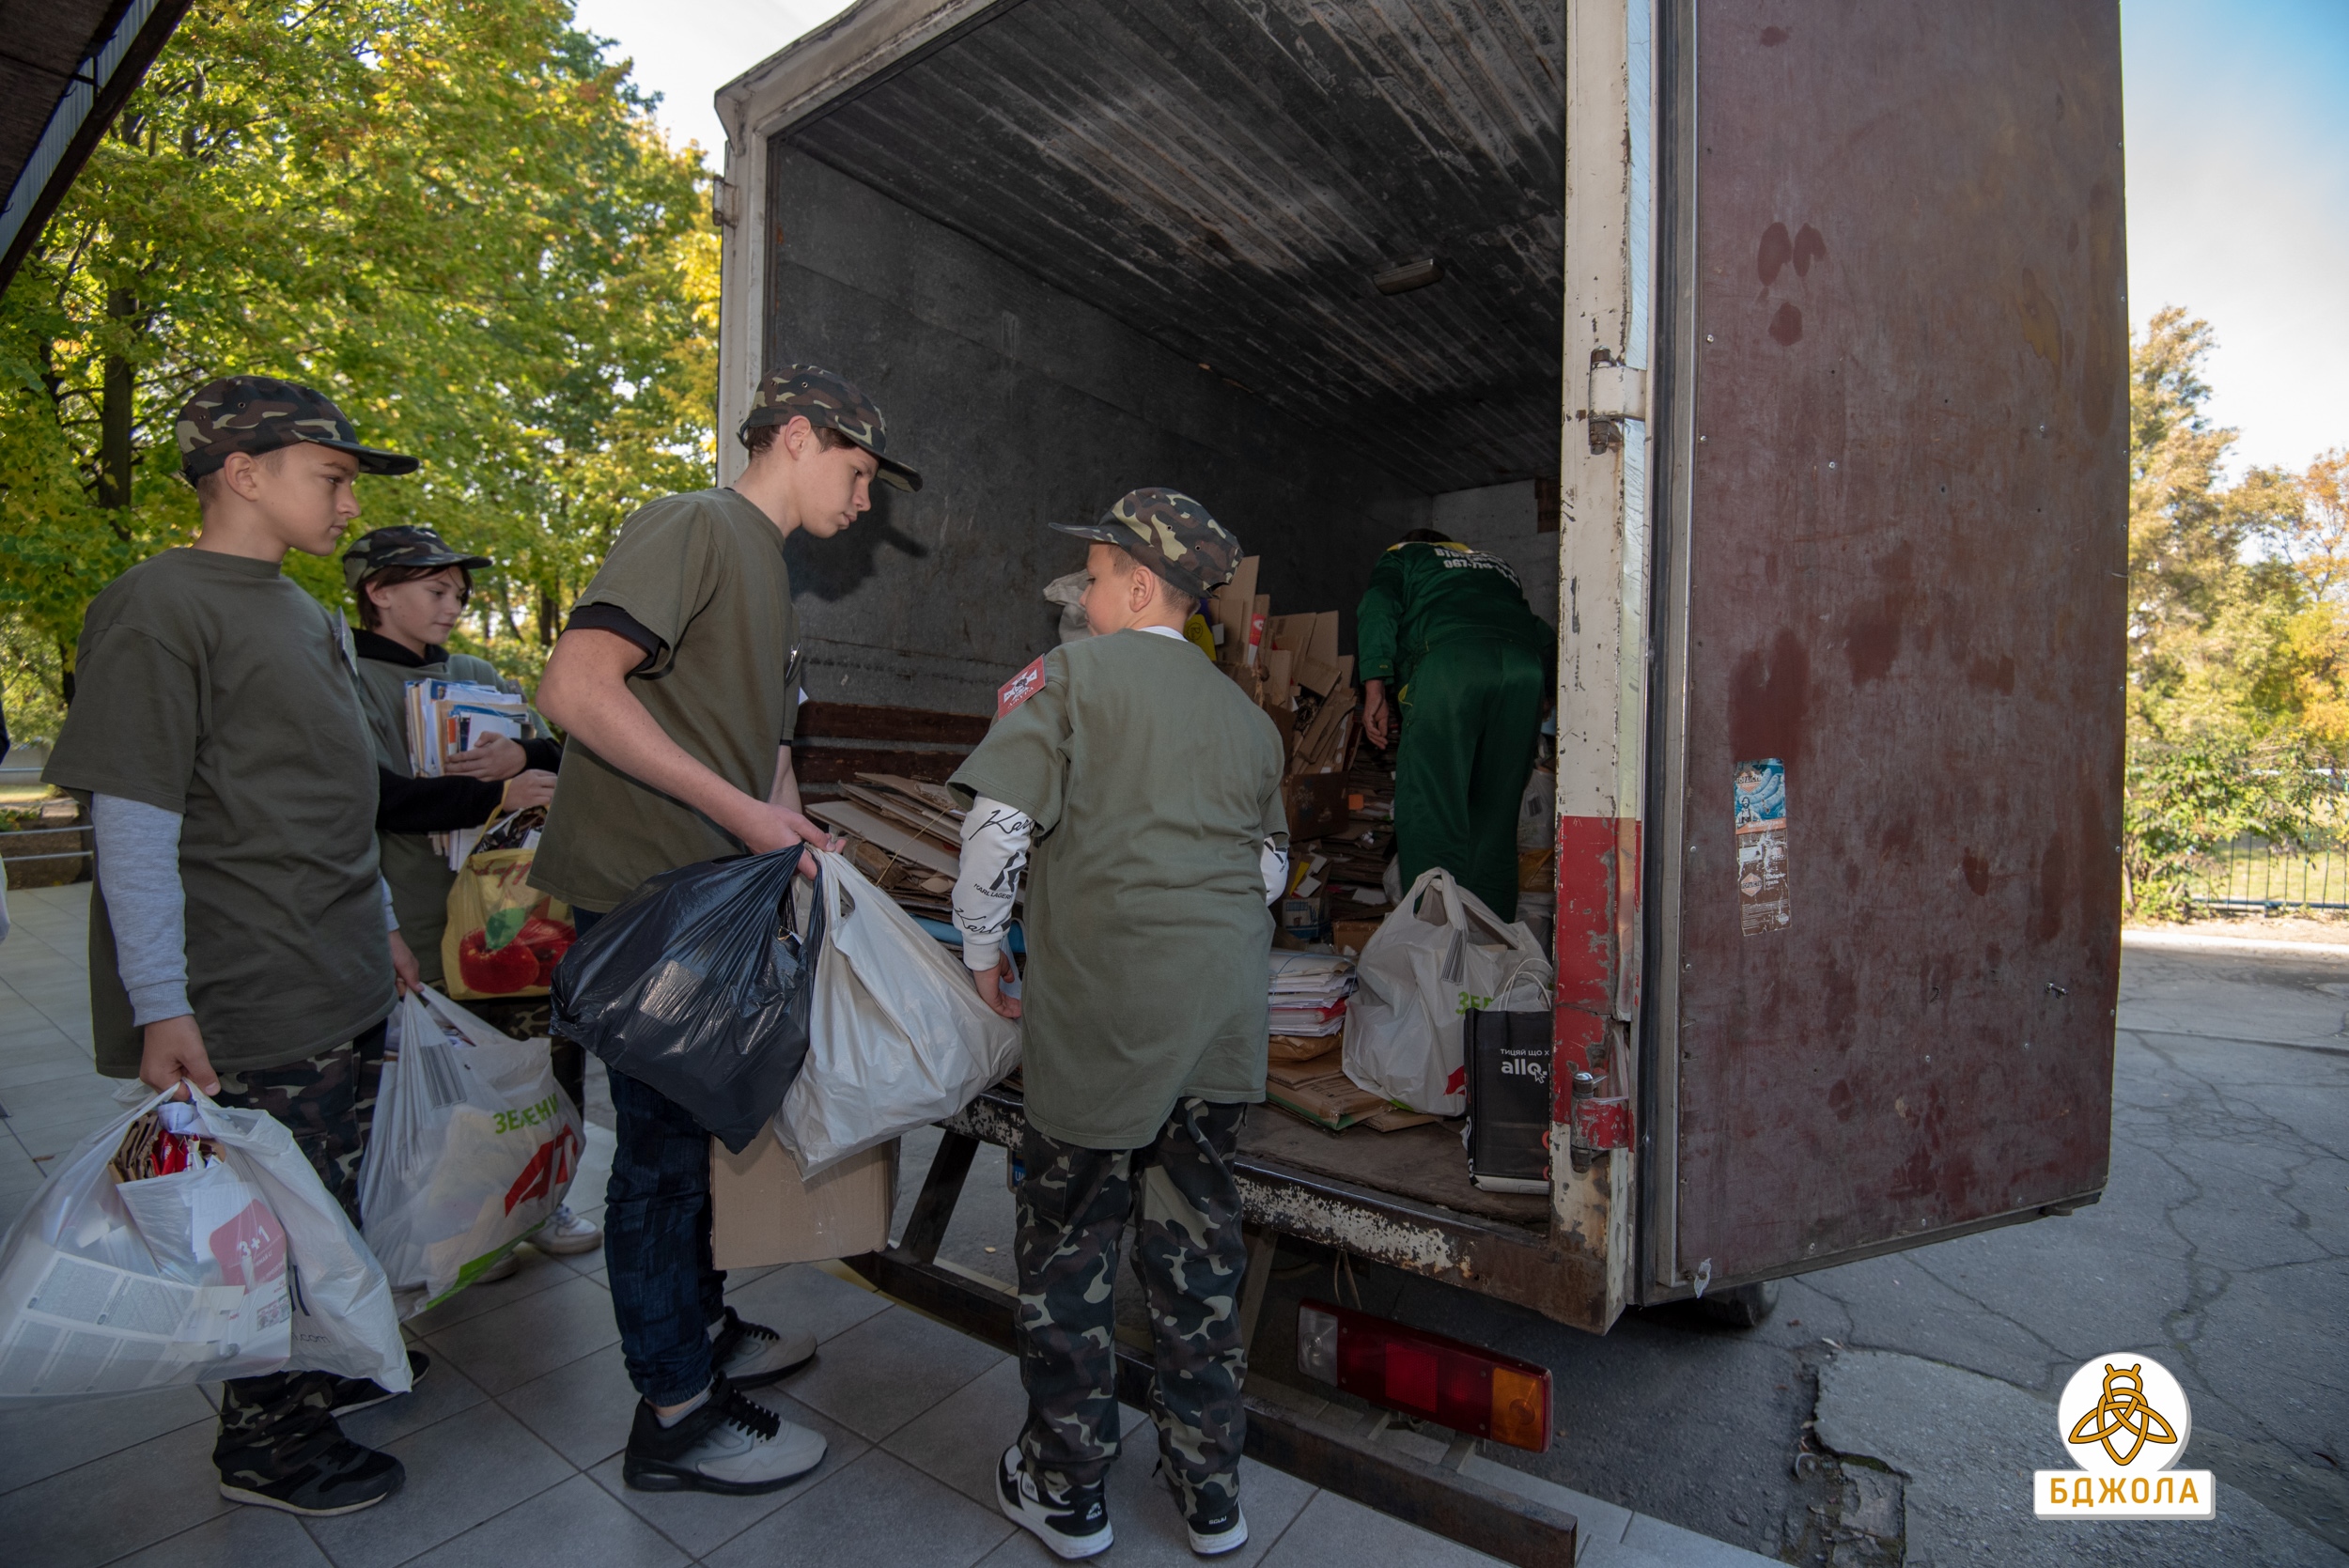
[1267,951,1355,1038]
[404,679,531,868]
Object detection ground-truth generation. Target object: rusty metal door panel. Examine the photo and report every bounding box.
[1657,0,2126,1287]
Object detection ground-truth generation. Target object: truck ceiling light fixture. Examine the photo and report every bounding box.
[1371,257,1444,295]
[1297,1298,1552,1452]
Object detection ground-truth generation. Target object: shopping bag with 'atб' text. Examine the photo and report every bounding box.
[360,987,582,1317]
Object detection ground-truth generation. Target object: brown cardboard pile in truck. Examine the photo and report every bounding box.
[1206,558,1362,850]
[804,773,971,922]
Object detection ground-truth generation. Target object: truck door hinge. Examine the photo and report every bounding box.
[1588,361,1648,423]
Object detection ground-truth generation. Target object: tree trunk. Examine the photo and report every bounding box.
[539,585,559,646]
[99,288,136,515]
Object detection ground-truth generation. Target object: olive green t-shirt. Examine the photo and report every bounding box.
[43,549,394,1077]
[531,488,801,912]
[948,630,1288,1150]
[351,647,537,983]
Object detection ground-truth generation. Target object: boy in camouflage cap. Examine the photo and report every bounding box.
[949,487,1285,1559]
[533,362,920,1498]
[45,375,424,1515]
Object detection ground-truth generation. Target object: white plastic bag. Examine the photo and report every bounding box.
[775,851,1022,1176]
[360,987,582,1317]
[1343,867,1552,1115]
[0,1085,409,1399]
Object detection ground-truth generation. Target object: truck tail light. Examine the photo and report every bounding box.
[1295,1299,1552,1452]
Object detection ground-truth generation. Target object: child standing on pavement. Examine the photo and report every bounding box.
[43,376,427,1516]
[950,488,1289,1560]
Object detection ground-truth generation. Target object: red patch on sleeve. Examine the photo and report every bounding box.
[996,657,1049,718]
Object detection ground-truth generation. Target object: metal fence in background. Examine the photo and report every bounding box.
[2187,836,2349,912]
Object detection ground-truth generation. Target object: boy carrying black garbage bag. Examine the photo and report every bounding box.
[950,488,1289,1560]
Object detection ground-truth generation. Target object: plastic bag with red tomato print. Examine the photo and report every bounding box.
[442,846,576,1000]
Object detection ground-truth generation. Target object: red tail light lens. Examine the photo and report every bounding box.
[1294,1298,1553,1452]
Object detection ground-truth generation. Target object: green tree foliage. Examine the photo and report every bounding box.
[0,0,717,743]
[2122,306,2349,915]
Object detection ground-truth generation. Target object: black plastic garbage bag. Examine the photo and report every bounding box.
[551,846,824,1153]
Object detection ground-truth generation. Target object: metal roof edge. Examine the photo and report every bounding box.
[714,0,1015,149]
[0,0,195,295]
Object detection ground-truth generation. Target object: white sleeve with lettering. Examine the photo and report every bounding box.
[955,796,1034,972]
[91,793,192,1025]
[1261,840,1289,904]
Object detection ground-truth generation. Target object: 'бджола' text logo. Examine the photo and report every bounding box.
[2034,1354,2215,1520]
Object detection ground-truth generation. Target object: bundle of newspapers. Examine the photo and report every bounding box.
[404,679,531,869]
[1267,950,1355,1038]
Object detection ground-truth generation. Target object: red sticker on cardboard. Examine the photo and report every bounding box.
[997,657,1048,717]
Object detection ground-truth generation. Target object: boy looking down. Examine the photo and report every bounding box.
[950,488,1288,1560]
[44,376,424,1515]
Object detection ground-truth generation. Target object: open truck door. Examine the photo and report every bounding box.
[1552,0,2129,1319]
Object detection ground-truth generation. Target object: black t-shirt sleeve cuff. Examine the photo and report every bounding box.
[566,603,664,675]
[520,737,563,773]
[376,767,505,833]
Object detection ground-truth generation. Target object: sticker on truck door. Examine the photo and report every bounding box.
[1735,758,1790,936]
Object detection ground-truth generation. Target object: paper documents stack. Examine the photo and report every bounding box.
[1267,951,1354,1038]
[404,680,531,869]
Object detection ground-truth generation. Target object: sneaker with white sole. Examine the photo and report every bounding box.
[620,1374,827,1494]
[998,1444,1112,1560]
[1185,1502,1248,1557]
[531,1203,602,1255]
[708,1305,816,1389]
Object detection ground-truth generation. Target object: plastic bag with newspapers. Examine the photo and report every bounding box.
[360,987,582,1317]
[441,811,576,1001]
[0,1087,409,1400]
[774,850,1021,1176]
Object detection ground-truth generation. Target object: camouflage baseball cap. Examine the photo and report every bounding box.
[1050,487,1238,598]
[177,375,419,482]
[341,525,492,591]
[739,363,922,492]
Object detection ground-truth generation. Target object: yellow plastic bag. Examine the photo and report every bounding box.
[441,846,574,1000]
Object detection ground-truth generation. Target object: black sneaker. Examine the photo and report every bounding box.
[218,1429,406,1516]
[621,1374,828,1495]
[327,1350,430,1417]
[1185,1501,1249,1556]
[998,1444,1112,1560]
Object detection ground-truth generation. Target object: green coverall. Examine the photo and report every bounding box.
[1356,540,1554,920]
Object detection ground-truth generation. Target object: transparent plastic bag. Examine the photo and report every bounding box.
[0,1086,409,1400]
[360,987,581,1317]
[551,846,824,1153]
[1343,868,1552,1114]
[775,851,1021,1176]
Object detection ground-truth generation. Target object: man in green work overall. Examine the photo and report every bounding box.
[1357,529,1554,920]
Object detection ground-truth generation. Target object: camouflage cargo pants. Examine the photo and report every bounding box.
[1016,1097,1250,1517]
[210,1020,388,1483]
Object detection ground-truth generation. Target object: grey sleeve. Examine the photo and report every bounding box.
[91,793,191,1026]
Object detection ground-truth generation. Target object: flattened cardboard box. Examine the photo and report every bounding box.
[710,1133,897,1269]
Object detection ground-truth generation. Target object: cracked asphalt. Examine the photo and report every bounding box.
[1221,938,2349,1563]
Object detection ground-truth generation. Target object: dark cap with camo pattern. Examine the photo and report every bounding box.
[1051,487,1238,598]
[739,363,922,492]
[177,375,419,482]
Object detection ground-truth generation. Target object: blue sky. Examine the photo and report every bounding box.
[575,0,2349,476]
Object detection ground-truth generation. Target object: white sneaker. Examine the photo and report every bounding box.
[531,1204,603,1256]
[475,1250,521,1282]
[998,1445,1112,1560]
[1187,1504,1248,1556]
[621,1377,827,1495]
[708,1305,816,1389]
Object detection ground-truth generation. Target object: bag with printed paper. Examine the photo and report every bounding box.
[774,850,1022,1176]
[1341,867,1552,1115]
[359,986,582,1317]
[442,841,575,1001]
[0,1087,409,1400]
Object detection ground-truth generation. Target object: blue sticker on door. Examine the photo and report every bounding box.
[1735,758,1790,936]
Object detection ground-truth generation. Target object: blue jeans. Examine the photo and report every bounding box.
[577,907,726,1405]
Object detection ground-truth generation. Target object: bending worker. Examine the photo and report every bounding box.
[1357,528,1554,920]
[950,489,1287,1560]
